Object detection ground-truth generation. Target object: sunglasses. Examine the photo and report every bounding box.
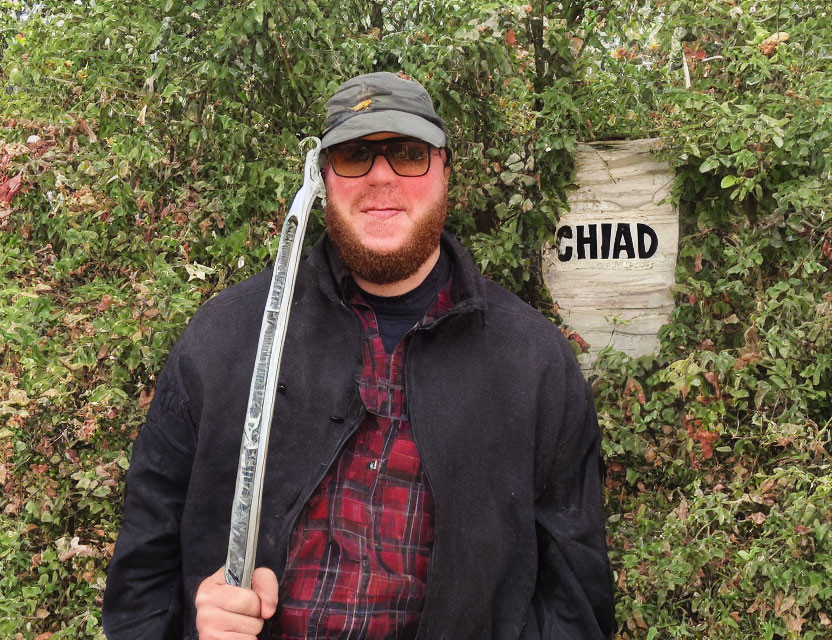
[325,137,449,178]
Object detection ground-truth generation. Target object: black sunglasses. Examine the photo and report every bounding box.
[325,137,450,178]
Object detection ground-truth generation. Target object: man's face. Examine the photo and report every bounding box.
[323,132,449,285]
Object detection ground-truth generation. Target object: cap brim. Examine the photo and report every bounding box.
[321,111,446,149]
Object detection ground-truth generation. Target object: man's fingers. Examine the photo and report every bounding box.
[251,567,279,619]
[194,564,278,639]
[195,606,264,637]
[194,566,262,618]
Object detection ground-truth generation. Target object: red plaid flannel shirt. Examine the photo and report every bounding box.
[272,282,454,639]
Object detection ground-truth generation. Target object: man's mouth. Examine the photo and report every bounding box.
[360,207,404,218]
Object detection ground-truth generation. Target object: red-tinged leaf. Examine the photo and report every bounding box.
[560,327,590,352]
[822,237,832,262]
[505,29,516,46]
[0,173,23,204]
[692,429,718,459]
[624,377,647,404]
[682,414,702,436]
[750,512,767,525]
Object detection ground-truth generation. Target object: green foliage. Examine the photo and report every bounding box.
[581,1,832,637]
[1,0,831,638]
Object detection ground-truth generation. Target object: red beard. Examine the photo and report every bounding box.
[325,193,448,285]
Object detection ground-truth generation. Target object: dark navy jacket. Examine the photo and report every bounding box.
[102,233,615,639]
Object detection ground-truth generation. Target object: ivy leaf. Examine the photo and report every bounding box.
[699,156,721,173]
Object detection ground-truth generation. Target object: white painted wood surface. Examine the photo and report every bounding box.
[542,138,678,371]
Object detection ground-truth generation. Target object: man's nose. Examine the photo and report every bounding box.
[365,152,397,184]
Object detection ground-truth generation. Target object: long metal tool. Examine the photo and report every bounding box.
[225,137,325,589]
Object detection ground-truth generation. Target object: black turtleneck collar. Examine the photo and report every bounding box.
[357,248,453,353]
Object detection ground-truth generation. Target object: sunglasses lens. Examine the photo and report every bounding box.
[329,143,373,177]
[387,141,429,176]
[328,140,431,177]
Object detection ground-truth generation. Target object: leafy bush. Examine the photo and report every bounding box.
[1,0,830,638]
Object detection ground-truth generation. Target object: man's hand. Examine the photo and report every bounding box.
[195,566,279,639]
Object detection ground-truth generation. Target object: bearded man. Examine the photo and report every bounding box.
[103,72,616,640]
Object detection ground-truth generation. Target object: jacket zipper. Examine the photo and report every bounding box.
[404,326,440,640]
[405,306,474,639]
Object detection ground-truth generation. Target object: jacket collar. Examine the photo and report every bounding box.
[307,230,487,315]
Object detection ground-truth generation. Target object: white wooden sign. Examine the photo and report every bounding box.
[542,138,678,371]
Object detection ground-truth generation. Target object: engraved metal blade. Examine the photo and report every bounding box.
[225,138,324,589]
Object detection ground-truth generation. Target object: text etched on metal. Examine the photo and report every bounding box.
[225,139,324,589]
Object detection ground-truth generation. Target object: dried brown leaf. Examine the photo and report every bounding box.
[704,371,722,399]
[139,385,155,409]
[673,496,690,520]
[96,294,113,312]
[785,614,805,632]
[632,609,648,630]
[760,32,789,56]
